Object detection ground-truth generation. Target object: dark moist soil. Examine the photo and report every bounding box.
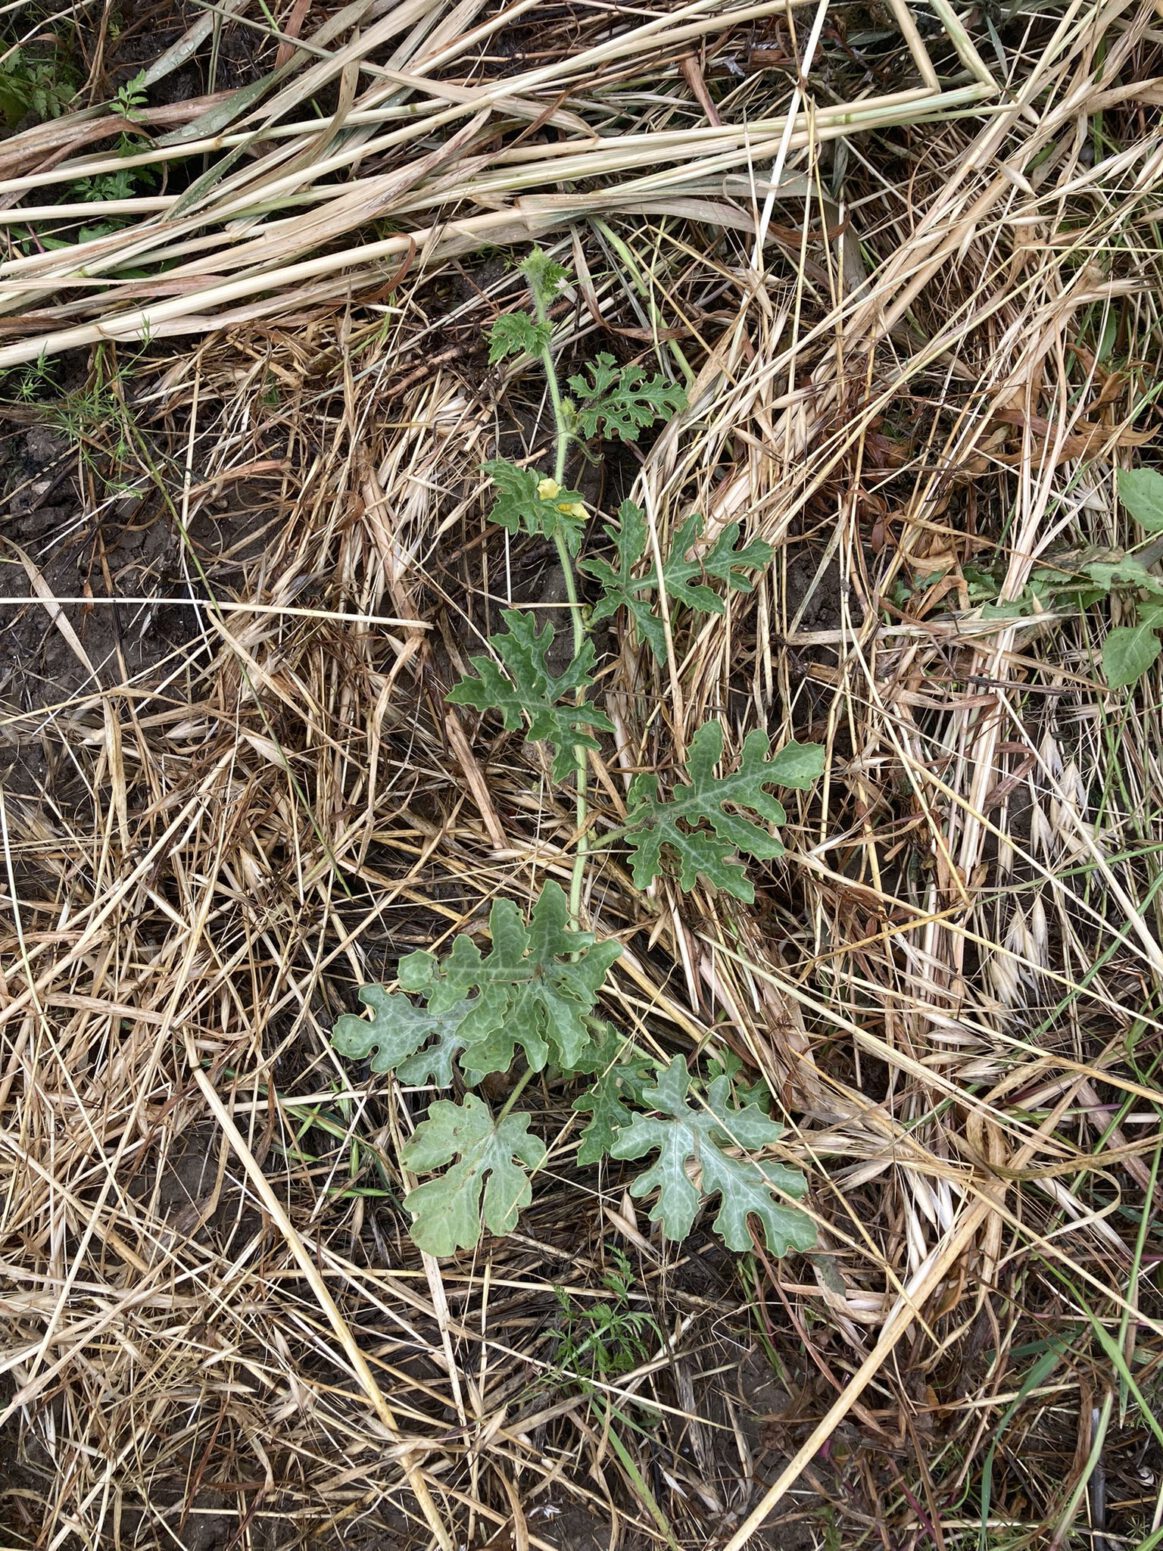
[107,0,263,102]
[0,400,262,805]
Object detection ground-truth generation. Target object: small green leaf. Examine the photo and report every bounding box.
[625,721,822,902]
[571,1024,655,1166]
[979,598,1034,621]
[580,502,773,662]
[332,985,472,1079]
[573,1071,636,1166]
[762,740,828,789]
[416,882,621,1078]
[399,950,437,993]
[448,609,614,782]
[1085,558,1163,598]
[706,1047,771,1111]
[402,1094,546,1255]
[482,459,587,553]
[567,354,686,443]
[1104,623,1161,688]
[1118,468,1163,534]
[488,312,551,366]
[519,247,568,308]
[609,1057,814,1254]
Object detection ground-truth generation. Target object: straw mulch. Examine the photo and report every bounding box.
[2,1,1162,1547]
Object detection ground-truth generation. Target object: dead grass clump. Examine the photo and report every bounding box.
[3,1,1163,1548]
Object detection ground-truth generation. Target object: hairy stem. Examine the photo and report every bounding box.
[533,291,590,927]
[497,1065,535,1123]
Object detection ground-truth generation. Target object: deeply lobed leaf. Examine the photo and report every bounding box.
[519,247,568,309]
[570,1022,655,1166]
[610,1057,814,1254]
[625,721,824,902]
[580,501,773,661]
[332,884,621,1087]
[482,459,587,552]
[447,609,614,782]
[332,985,470,1086]
[402,1094,546,1255]
[420,884,622,1076]
[567,354,686,442]
[488,312,551,366]
[332,886,623,1252]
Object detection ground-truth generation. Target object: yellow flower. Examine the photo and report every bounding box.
[537,476,586,522]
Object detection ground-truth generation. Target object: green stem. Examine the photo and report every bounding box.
[497,1065,535,1123]
[539,337,571,489]
[582,819,635,853]
[533,297,590,927]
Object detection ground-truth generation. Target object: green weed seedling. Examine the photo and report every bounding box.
[112,70,149,122]
[67,75,153,214]
[0,44,76,128]
[332,248,824,1259]
[1097,467,1163,687]
[553,1249,661,1390]
[909,467,1163,690]
[44,342,146,492]
[1002,467,1163,687]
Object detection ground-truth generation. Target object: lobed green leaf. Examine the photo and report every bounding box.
[625,721,824,902]
[519,247,568,309]
[332,985,471,1085]
[610,1057,814,1254]
[447,609,614,782]
[407,882,621,1078]
[402,1094,546,1255]
[332,884,620,1091]
[580,501,772,661]
[570,1023,655,1166]
[567,354,686,443]
[488,312,551,366]
[482,459,587,553]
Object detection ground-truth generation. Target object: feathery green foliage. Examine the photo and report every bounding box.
[0,46,76,127]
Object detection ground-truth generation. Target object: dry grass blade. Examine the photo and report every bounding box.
[0,0,996,365]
